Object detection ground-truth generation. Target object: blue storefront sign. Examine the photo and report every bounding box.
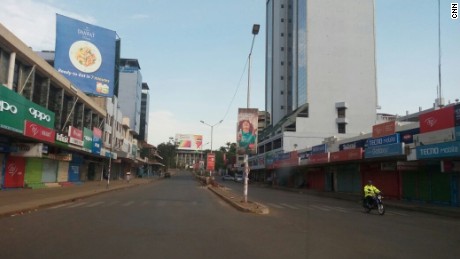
[339,139,367,151]
[455,104,460,126]
[365,143,404,159]
[367,133,400,147]
[416,141,460,159]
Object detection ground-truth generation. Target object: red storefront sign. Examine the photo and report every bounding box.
[4,156,26,188]
[206,153,215,171]
[419,106,455,133]
[372,121,396,138]
[24,120,55,143]
[308,153,330,164]
[330,148,363,162]
[68,126,83,146]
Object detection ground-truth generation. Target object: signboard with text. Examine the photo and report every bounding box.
[55,14,116,97]
[419,106,455,133]
[206,153,215,171]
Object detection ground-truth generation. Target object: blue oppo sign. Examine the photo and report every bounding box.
[367,133,400,147]
[365,143,404,158]
[416,141,460,159]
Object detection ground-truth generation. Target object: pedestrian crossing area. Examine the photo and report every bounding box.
[47,200,199,210]
[46,199,409,216]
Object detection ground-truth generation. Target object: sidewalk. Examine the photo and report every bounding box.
[0,178,155,218]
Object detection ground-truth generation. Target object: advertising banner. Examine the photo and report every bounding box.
[24,121,56,143]
[68,126,83,146]
[4,156,26,188]
[237,108,258,155]
[364,143,404,159]
[175,134,203,151]
[83,128,93,152]
[92,127,102,155]
[206,153,215,171]
[372,121,396,138]
[330,148,363,162]
[419,106,455,133]
[416,141,460,159]
[0,85,55,133]
[367,133,400,147]
[55,14,116,97]
[413,127,456,147]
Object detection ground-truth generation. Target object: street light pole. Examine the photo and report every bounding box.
[244,24,260,203]
[200,120,223,176]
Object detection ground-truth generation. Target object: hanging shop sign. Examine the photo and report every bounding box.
[68,126,83,146]
[416,141,460,159]
[398,128,419,144]
[364,143,405,159]
[330,148,363,162]
[83,127,93,153]
[92,127,102,155]
[372,121,396,138]
[0,85,55,133]
[24,121,55,143]
[419,106,455,133]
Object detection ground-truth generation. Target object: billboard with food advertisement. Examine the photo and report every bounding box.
[54,14,116,97]
[175,134,203,151]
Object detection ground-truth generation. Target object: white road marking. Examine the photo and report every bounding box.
[267,203,284,209]
[86,201,105,207]
[66,202,87,208]
[280,203,299,209]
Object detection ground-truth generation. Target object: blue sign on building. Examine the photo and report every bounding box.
[311,144,327,154]
[54,14,116,97]
[367,133,400,147]
[416,141,460,159]
[365,143,404,159]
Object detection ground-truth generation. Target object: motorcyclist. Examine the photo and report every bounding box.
[363,180,381,207]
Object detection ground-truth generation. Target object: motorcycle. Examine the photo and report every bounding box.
[363,193,385,215]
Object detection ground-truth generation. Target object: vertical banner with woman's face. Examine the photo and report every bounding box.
[237,108,258,155]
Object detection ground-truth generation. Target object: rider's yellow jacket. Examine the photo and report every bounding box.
[364,184,380,197]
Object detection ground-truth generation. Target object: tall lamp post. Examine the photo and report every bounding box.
[200,120,223,153]
[243,24,260,203]
[200,120,223,176]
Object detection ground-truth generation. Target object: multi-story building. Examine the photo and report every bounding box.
[262,0,378,152]
[118,58,142,137]
[0,23,108,187]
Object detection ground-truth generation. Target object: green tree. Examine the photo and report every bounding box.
[157,141,177,170]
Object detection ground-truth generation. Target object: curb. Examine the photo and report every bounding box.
[207,185,269,215]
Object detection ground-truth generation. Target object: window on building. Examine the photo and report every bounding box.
[281,90,284,95]
[281,18,284,22]
[281,33,284,37]
[338,123,346,134]
[281,47,284,51]
[337,107,346,118]
[281,61,284,65]
[281,76,284,80]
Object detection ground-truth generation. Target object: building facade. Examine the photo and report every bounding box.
[264,0,378,151]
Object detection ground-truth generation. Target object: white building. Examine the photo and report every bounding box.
[262,0,378,153]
